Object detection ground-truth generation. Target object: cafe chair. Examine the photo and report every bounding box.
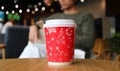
[0,33,5,59]
[0,33,5,43]
[4,26,29,58]
[93,38,106,59]
[0,44,5,59]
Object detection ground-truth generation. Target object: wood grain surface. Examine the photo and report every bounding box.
[0,58,120,71]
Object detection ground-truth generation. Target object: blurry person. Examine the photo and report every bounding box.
[1,18,15,34]
[44,0,53,6]
[20,20,46,58]
[20,0,95,59]
[33,19,45,44]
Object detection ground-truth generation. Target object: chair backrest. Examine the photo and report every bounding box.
[93,38,106,56]
[0,33,5,44]
[5,26,29,58]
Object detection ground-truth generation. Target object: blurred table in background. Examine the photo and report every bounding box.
[116,55,120,61]
[0,58,120,71]
[0,44,5,59]
[93,38,107,59]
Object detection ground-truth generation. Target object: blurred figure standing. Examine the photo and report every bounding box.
[1,18,15,34]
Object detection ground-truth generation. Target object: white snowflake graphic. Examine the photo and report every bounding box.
[66,29,69,32]
[56,47,59,50]
[62,36,65,39]
[49,47,53,51]
[56,40,60,44]
[46,32,49,35]
[47,41,51,44]
[57,51,66,56]
[48,28,56,34]
[50,53,52,56]
[51,37,54,41]
[63,41,66,44]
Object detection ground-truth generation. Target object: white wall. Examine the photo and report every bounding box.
[78,0,115,39]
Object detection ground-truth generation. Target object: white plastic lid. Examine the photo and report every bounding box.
[44,19,77,28]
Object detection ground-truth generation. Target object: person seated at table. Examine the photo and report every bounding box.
[20,0,95,59]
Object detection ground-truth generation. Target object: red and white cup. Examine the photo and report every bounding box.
[44,19,76,65]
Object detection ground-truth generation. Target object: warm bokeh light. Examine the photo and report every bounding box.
[14,0,17,3]
[54,0,58,2]
[12,10,15,14]
[35,8,39,12]
[15,4,19,8]
[51,9,54,13]
[1,6,4,10]
[81,0,85,2]
[38,2,42,6]
[19,9,22,13]
[32,10,35,14]
[42,7,46,11]
[34,5,37,8]
[26,9,30,13]
[6,11,9,15]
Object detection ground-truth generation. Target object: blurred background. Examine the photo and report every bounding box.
[0,0,120,60]
[0,0,120,38]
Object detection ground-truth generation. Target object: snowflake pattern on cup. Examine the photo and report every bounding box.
[45,27,75,62]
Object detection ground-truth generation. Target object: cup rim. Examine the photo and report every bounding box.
[44,19,77,28]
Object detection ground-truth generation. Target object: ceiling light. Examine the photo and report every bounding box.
[26,9,30,12]
[35,8,39,12]
[19,9,22,13]
[32,11,35,14]
[54,0,58,1]
[34,5,37,8]
[14,0,18,3]
[51,9,54,13]
[38,2,42,6]
[28,5,32,8]
[41,7,46,11]
[15,4,19,8]
[12,10,15,14]
[1,6,4,10]
[81,0,85,2]
[6,11,9,15]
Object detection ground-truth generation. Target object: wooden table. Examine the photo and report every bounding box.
[0,44,5,59]
[0,58,120,71]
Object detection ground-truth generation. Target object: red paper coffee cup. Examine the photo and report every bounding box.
[44,19,76,65]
